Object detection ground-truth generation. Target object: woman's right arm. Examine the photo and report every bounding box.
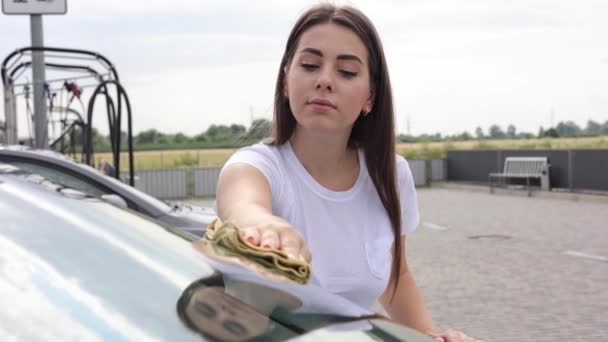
[216,163,311,262]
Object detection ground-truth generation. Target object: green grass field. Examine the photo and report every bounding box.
[91,136,608,170]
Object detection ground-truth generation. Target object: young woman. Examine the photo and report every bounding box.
[216,4,481,342]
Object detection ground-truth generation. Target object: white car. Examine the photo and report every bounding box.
[0,167,431,341]
[0,145,215,236]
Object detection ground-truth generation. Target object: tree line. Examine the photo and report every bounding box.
[82,118,272,152]
[82,118,607,152]
[399,120,608,143]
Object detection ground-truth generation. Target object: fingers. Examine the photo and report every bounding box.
[279,232,301,260]
[259,229,280,250]
[239,222,311,262]
[240,227,261,246]
[437,329,483,342]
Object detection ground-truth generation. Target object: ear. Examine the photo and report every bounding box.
[365,90,375,112]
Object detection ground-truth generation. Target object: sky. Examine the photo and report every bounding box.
[1,0,607,138]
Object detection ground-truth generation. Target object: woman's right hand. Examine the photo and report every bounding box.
[238,216,312,263]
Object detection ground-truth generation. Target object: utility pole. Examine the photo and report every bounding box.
[2,0,67,148]
[30,14,48,148]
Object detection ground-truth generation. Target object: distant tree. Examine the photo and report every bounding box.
[415,134,433,143]
[543,128,559,138]
[585,120,602,136]
[517,132,535,139]
[135,129,161,144]
[173,132,188,144]
[555,121,581,137]
[115,130,128,144]
[475,126,484,139]
[205,124,220,138]
[194,132,208,142]
[602,120,608,135]
[538,126,545,138]
[398,134,416,143]
[157,135,169,144]
[456,131,472,141]
[230,124,247,136]
[205,124,233,142]
[489,125,506,139]
[507,124,517,138]
[89,128,110,151]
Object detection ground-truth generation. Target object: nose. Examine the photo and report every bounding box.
[314,67,334,92]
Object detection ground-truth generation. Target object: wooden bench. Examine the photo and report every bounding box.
[489,157,550,196]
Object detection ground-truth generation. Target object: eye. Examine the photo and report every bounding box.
[223,320,248,336]
[339,70,358,78]
[301,63,319,71]
[194,301,217,318]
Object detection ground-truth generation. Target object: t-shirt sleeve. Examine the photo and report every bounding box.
[396,155,420,235]
[220,143,283,203]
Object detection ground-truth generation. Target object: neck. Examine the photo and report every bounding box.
[289,126,359,189]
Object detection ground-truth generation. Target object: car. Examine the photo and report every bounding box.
[0,165,432,341]
[0,145,215,236]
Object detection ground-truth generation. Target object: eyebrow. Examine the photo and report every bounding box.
[299,47,363,64]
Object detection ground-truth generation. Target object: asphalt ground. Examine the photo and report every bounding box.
[409,187,608,342]
[185,187,608,341]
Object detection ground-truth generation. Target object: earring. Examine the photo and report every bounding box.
[362,105,371,117]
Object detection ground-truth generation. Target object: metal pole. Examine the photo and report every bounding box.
[568,150,574,192]
[30,14,48,148]
[4,85,18,144]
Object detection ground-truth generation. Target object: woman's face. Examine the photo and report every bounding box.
[185,286,270,341]
[284,23,373,135]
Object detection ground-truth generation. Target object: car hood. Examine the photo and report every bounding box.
[0,174,431,341]
[0,175,214,341]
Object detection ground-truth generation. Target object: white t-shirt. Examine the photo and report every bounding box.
[221,142,420,310]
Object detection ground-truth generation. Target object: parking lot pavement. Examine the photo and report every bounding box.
[410,188,608,342]
[185,189,608,341]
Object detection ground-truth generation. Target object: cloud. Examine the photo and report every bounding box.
[120,61,278,135]
[2,0,607,136]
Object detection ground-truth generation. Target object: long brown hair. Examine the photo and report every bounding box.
[269,4,403,298]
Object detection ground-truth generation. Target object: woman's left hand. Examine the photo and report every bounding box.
[429,329,484,342]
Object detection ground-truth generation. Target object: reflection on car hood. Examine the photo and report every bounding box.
[0,175,214,341]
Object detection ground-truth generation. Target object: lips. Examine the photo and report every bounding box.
[307,98,336,108]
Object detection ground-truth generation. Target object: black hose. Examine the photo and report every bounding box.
[85,80,134,186]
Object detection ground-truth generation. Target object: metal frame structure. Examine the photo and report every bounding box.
[1,47,134,185]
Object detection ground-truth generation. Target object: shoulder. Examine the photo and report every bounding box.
[395,154,414,183]
[395,154,420,234]
[224,142,284,168]
[234,142,282,157]
[222,142,287,198]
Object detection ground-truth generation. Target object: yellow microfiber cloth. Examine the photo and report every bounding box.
[193,218,311,285]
